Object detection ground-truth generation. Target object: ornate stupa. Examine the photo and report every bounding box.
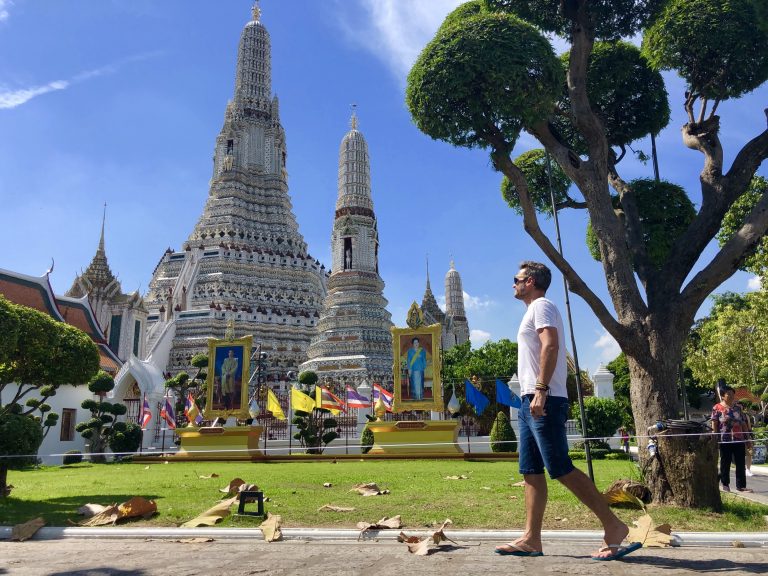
[143,5,327,378]
[418,259,470,350]
[67,206,147,361]
[299,111,393,387]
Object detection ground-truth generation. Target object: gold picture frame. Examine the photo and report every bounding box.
[204,335,252,421]
[391,323,442,412]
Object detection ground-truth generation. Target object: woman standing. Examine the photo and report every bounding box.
[711,385,753,492]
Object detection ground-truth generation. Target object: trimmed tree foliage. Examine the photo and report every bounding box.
[0,297,99,496]
[0,413,44,496]
[571,397,623,447]
[407,0,768,508]
[360,425,374,454]
[489,411,517,452]
[503,149,574,216]
[108,422,143,459]
[586,179,696,268]
[717,176,768,278]
[75,371,128,463]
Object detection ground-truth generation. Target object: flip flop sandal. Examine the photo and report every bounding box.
[494,543,544,557]
[591,541,642,561]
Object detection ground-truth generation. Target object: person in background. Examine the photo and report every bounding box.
[619,427,630,454]
[711,385,752,492]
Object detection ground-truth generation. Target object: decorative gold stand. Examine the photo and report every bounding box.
[366,420,463,455]
[174,426,264,460]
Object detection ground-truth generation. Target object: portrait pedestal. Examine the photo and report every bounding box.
[366,420,462,455]
[174,426,264,460]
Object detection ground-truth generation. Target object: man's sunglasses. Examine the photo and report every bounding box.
[513,276,529,285]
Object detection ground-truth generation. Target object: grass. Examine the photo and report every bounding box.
[1,459,766,531]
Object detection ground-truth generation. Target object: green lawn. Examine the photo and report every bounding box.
[1,459,766,531]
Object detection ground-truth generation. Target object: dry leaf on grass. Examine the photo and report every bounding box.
[603,486,646,510]
[350,482,390,496]
[318,505,355,512]
[444,475,468,480]
[3,484,14,497]
[199,473,220,479]
[398,519,457,555]
[11,517,45,541]
[511,481,526,487]
[77,504,108,517]
[323,482,333,488]
[181,497,238,528]
[357,515,402,538]
[78,497,157,527]
[259,513,283,542]
[627,514,674,548]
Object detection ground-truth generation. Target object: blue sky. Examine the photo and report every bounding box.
[0,0,765,376]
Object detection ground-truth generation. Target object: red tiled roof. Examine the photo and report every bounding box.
[735,386,760,404]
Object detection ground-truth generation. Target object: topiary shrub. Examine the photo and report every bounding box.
[605,452,631,461]
[489,411,517,452]
[360,425,374,454]
[62,450,83,465]
[0,413,44,496]
[108,422,142,460]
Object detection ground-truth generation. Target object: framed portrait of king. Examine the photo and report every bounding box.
[391,323,442,412]
[204,335,252,421]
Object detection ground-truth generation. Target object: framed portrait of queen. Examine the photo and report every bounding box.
[204,335,252,421]
[391,322,442,413]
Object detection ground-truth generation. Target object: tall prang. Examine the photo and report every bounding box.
[444,260,469,347]
[299,112,393,387]
[143,5,327,379]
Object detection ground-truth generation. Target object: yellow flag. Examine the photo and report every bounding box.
[267,389,286,420]
[291,386,316,413]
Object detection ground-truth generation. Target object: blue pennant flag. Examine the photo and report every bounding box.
[465,379,490,416]
[496,379,522,409]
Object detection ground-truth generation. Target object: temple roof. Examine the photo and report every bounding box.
[67,207,120,296]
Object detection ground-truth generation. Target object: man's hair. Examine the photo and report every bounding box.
[412,337,420,344]
[519,261,552,291]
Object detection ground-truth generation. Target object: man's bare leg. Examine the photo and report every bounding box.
[557,468,629,555]
[496,473,547,553]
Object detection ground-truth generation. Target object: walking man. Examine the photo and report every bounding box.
[494,261,640,561]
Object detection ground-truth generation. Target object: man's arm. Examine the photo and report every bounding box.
[529,326,558,418]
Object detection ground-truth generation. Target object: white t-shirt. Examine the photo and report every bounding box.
[517,297,568,398]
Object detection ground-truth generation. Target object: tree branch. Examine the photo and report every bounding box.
[682,189,768,309]
[607,169,653,287]
[485,128,626,342]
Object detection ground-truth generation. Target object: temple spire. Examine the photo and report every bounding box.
[425,254,431,290]
[99,203,106,253]
[350,103,358,130]
[251,1,261,22]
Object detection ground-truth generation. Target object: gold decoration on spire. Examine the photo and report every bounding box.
[225,318,236,341]
[350,103,358,130]
[252,2,261,22]
[406,301,424,329]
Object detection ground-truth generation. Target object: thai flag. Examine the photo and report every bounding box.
[372,383,393,412]
[160,396,176,430]
[141,394,152,430]
[184,392,203,425]
[345,385,370,409]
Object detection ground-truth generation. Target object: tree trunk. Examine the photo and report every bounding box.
[626,334,721,509]
[89,433,107,464]
[0,464,8,498]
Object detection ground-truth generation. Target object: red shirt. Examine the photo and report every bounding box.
[711,402,748,442]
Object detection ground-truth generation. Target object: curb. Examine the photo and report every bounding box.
[2,526,767,547]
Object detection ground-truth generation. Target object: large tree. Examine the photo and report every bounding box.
[0,296,99,495]
[407,0,768,508]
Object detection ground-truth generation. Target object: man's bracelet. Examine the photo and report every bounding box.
[535,381,549,392]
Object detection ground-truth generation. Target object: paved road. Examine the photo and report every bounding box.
[727,466,768,506]
[2,538,768,576]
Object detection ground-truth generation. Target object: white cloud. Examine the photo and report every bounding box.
[0,80,69,109]
[0,1,12,23]
[0,52,160,110]
[470,329,491,347]
[747,275,762,291]
[338,0,464,81]
[463,290,494,311]
[594,329,621,363]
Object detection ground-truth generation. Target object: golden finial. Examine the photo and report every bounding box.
[374,393,386,421]
[406,301,424,329]
[252,2,261,21]
[350,103,358,130]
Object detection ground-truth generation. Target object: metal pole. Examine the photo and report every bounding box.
[679,361,689,420]
[545,152,594,481]
[651,132,660,182]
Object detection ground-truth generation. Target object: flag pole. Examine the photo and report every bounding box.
[545,151,593,481]
[288,395,293,456]
[345,386,349,455]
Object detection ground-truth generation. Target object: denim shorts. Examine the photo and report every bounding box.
[518,394,575,479]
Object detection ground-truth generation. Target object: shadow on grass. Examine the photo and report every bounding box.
[0,494,162,526]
